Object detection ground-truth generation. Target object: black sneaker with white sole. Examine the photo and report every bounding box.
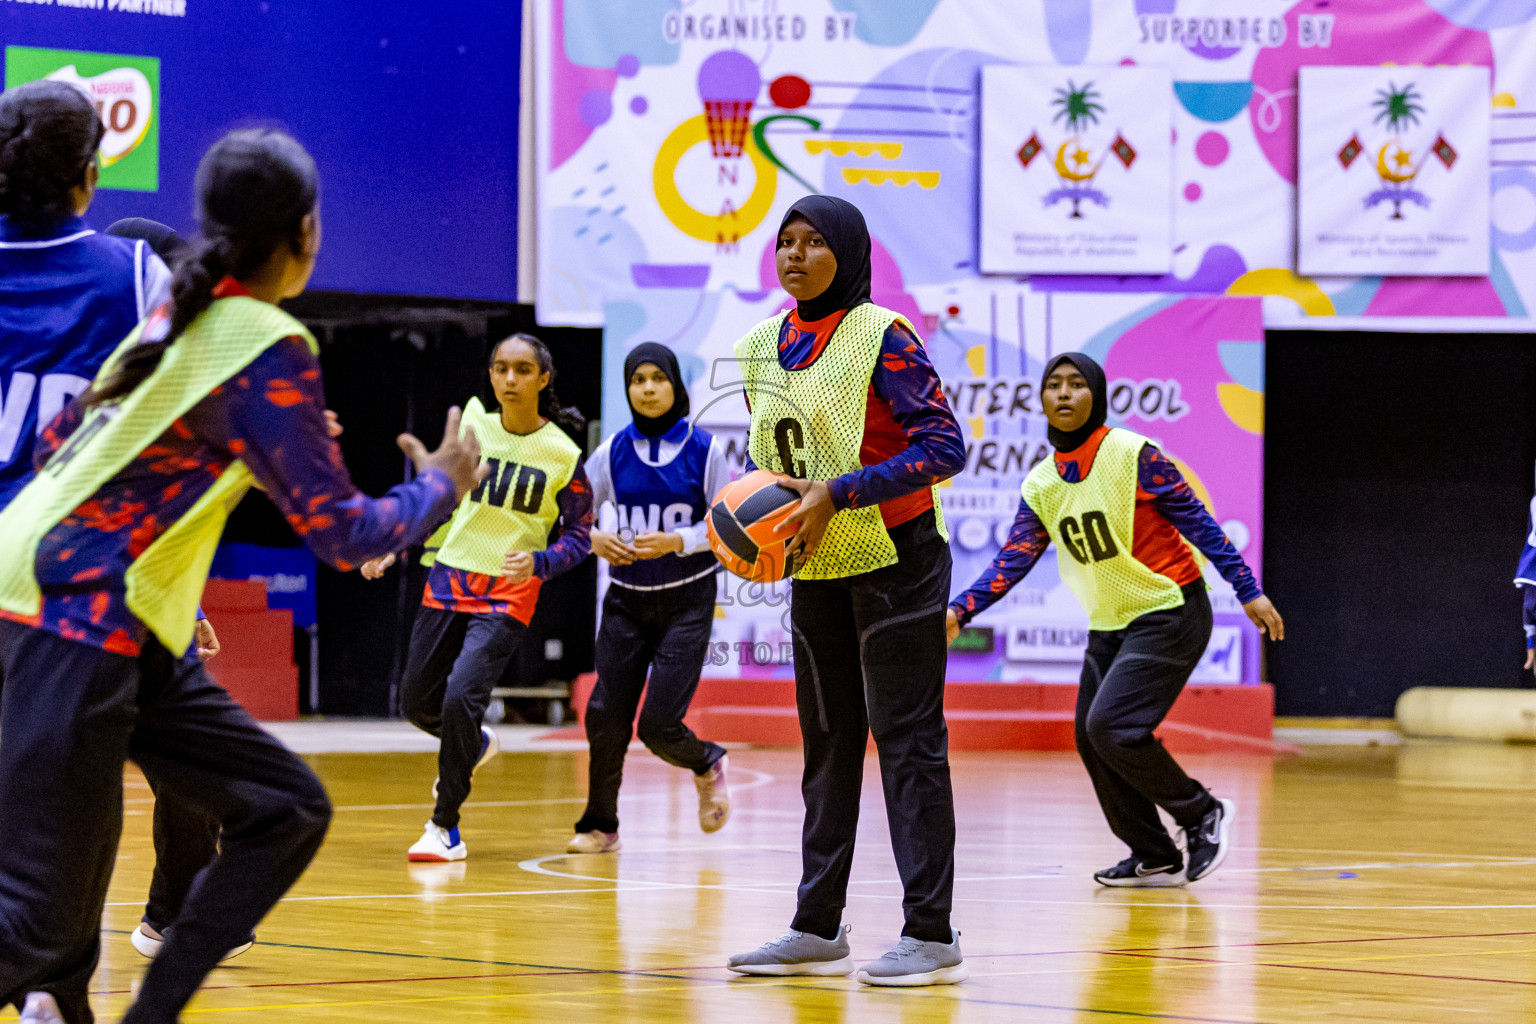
[1184,797,1235,882]
[1093,855,1187,887]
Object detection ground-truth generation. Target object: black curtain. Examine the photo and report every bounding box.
[1264,330,1536,717]
[222,300,602,716]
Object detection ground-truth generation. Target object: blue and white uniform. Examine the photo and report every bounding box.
[575,413,731,839]
[0,214,170,508]
[585,418,730,591]
[1517,463,1536,652]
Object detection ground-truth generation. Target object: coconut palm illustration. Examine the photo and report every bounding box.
[1368,82,1429,220]
[1046,80,1109,219]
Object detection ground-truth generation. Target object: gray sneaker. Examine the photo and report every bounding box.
[726,925,855,976]
[856,931,968,987]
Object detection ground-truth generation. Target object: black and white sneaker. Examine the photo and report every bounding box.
[1093,856,1187,887]
[1184,797,1235,882]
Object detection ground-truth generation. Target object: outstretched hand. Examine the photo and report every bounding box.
[361,553,397,580]
[398,406,487,501]
[1243,595,1285,640]
[945,608,961,646]
[782,479,835,566]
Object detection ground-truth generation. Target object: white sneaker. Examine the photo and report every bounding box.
[130,922,255,961]
[20,992,63,1024]
[695,754,731,833]
[130,922,162,959]
[566,829,622,854]
[433,725,500,798]
[407,821,466,862]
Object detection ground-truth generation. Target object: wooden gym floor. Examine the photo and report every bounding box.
[18,733,1536,1022]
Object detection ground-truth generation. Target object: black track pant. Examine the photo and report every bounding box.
[788,511,956,945]
[399,605,527,830]
[0,621,331,1024]
[576,573,725,835]
[141,656,251,942]
[1075,582,1217,865]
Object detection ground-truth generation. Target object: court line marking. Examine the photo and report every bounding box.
[330,797,585,812]
[76,944,1282,1024]
[100,857,1536,910]
[81,923,1525,1016]
[1106,944,1536,988]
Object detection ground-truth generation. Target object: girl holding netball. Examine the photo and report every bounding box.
[363,333,592,863]
[725,196,969,987]
[572,342,732,854]
[948,353,1284,887]
[0,128,479,1024]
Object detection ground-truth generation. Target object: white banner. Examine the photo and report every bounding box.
[1298,65,1491,276]
[979,65,1172,275]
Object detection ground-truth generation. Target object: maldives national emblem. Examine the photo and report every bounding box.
[1015,80,1140,220]
[1334,81,1459,221]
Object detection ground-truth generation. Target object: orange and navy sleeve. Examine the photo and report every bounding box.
[826,321,966,511]
[224,337,459,570]
[949,495,1051,626]
[531,462,593,580]
[33,395,86,471]
[1138,444,1260,603]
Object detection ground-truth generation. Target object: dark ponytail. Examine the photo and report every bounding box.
[493,332,586,437]
[0,80,104,233]
[88,128,318,408]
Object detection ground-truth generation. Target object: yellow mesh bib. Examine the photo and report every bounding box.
[737,302,946,581]
[1022,427,1186,631]
[0,297,317,654]
[431,397,582,575]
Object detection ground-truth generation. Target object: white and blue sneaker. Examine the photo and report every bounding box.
[20,992,63,1024]
[407,821,467,862]
[432,725,500,799]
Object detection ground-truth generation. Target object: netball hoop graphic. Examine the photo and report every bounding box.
[698,50,759,160]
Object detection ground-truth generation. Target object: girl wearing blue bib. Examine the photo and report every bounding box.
[571,343,731,854]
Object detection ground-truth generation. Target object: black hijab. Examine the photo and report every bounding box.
[780,195,872,323]
[623,342,689,439]
[1042,352,1108,453]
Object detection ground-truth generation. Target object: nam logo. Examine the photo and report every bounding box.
[1335,81,1456,221]
[1016,80,1138,220]
[3,47,160,192]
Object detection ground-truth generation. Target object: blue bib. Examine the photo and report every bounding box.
[609,420,719,588]
[0,217,148,509]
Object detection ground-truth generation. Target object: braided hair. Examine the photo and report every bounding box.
[491,333,586,437]
[0,80,104,233]
[88,128,318,408]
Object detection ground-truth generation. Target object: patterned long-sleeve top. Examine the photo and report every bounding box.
[950,426,1261,626]
[22,283,458,655]
[745,306,966,529]
[420,463,593,623]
